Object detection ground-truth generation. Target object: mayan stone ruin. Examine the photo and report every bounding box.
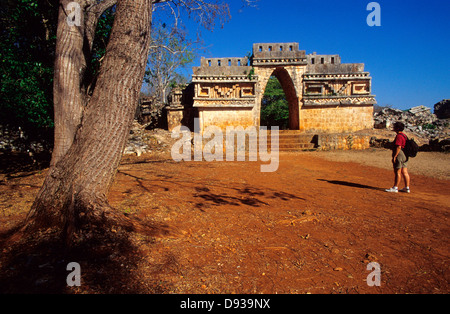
[165,42,377,150]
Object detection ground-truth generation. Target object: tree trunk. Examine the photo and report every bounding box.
[26,0,153,241]
[51,0,85,167]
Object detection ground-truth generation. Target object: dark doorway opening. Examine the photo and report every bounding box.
[260,68,299,130]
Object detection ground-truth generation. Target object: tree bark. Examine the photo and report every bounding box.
[51,0,86,167]
[26,0,153,241]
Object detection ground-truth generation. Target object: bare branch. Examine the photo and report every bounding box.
[153,0,231,31]
[243,0,258,7]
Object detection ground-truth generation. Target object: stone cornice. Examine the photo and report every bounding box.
[303,73,371,80]
[192,75,258,83]
[193,98,256,108]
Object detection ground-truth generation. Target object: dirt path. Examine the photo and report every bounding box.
[1,150,449,294]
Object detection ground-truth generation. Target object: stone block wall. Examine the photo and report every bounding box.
[300,105,374,133]
[318,132,372,150]
[193,57,251,76]
[199,108,254,132]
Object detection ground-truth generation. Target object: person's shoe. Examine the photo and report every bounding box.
[385,187,398,193]
[400,187,410,193]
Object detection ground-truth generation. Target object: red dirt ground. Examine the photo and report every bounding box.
[1,150,449,294]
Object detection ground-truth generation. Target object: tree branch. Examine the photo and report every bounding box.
[85,0,117,52]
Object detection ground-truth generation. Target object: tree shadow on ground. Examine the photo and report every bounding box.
[318,179,384,191]
[194,186,305,211]
[0,152,51,176]
[0,221,174,294]
[118,162,306,211]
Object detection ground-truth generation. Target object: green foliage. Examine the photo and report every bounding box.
[0,0,116,135]
[247,67,255,80]
[1,59,54,128]
[261,77,289,129]
[422,123,436,130]
[0,0,58,131]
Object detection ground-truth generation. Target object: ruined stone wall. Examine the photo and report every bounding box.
[166,84,195,132]
[300,59,375,133]
[167,109,184,132]
[317,132,372,150]
[300,105,374,133]
[167,106,196,133]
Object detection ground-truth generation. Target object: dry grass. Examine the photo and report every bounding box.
[308,148,450,180]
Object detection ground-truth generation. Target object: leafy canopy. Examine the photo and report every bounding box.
[261,76,289,129]
[0,0,57,131]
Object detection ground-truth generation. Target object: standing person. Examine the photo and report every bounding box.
[385,122,411,193]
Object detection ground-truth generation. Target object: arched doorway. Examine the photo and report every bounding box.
[260,67,299,130]
[261,76,289,129]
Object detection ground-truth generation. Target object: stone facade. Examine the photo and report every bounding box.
[188,56,257,132]
[166,42,376,135]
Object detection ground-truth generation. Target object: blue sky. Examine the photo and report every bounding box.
[160,0,450,110]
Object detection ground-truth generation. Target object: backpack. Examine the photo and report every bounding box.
[400,133,419,158]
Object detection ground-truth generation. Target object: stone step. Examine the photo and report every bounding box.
[248,133,318,151]
[209,131,319,152]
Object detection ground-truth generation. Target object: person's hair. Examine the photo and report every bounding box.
[393,122,405,132]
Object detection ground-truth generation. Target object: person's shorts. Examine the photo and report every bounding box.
[394,150,408,169]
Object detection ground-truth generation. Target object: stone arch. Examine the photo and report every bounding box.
[171,42,376,137]
[256,66,301,130]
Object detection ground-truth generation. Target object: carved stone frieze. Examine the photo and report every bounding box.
[303,96,376,107]
[194,82,256,100]
[193,99,256,108]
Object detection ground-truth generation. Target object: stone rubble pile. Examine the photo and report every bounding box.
[123,121,173,157]
[374,106,448,138]
[0,125,50,154]
[373,100,450,151]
